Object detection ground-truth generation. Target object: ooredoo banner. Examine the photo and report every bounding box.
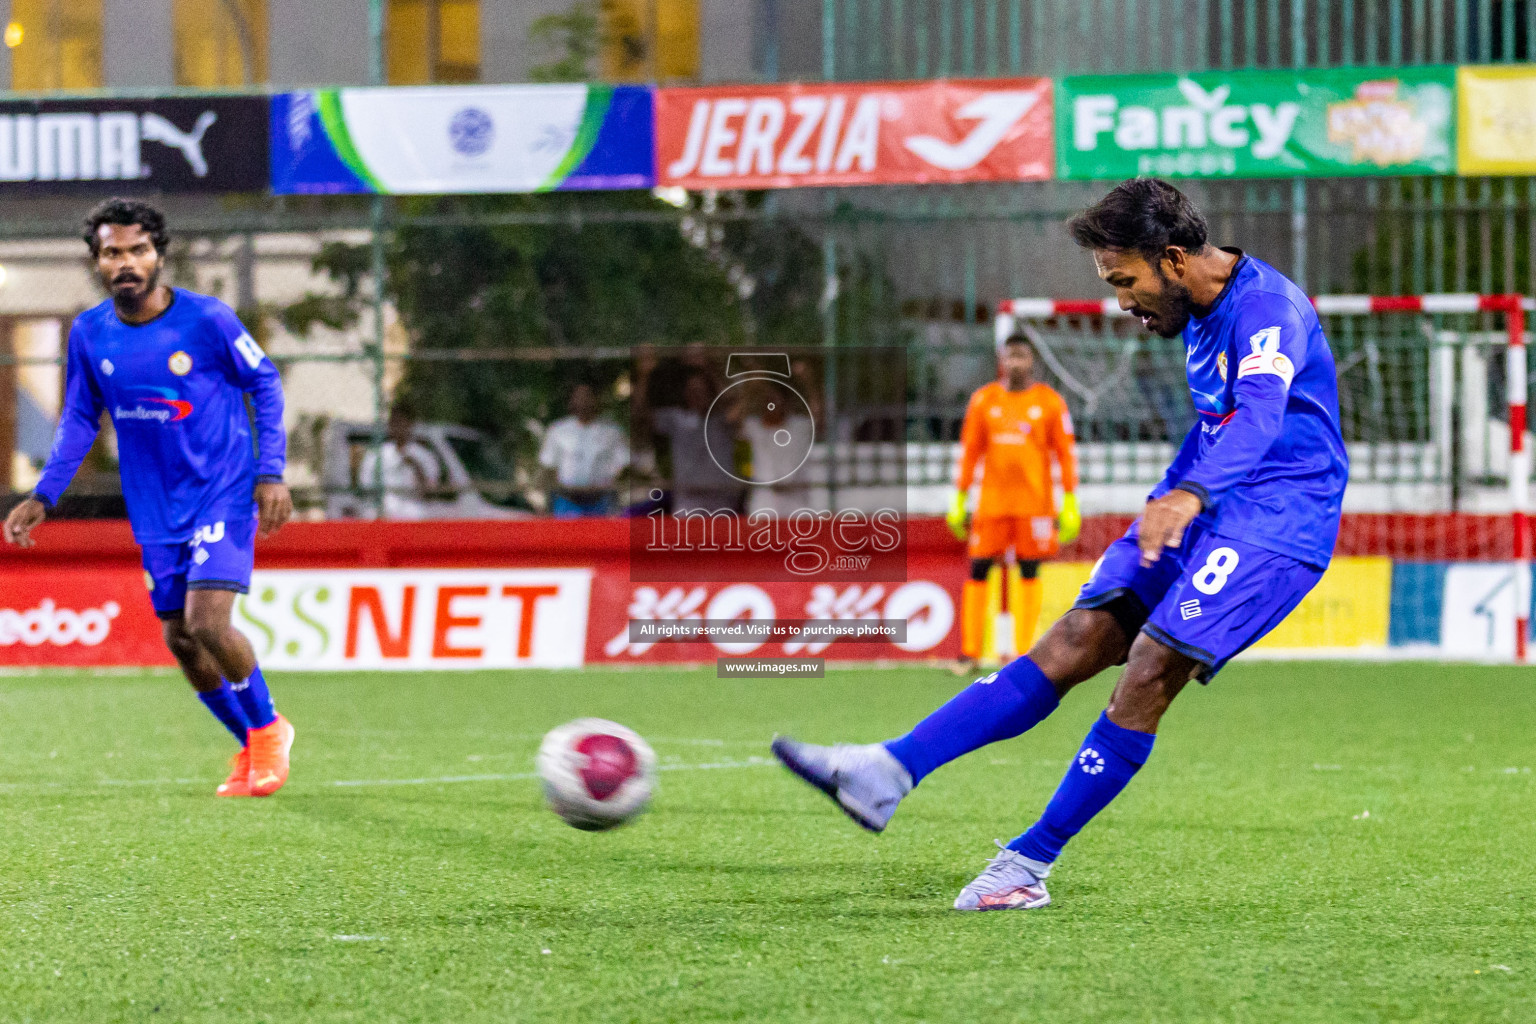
[270,84,654,194]
[0,570,171,667]
[655,78,1053,190]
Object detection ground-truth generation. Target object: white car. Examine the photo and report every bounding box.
[321,420,530,521]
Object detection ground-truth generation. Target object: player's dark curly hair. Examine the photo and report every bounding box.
[1068,178,1209,262]
[83,198,170,256]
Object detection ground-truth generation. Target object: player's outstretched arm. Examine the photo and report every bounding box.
[27,323,106,538]
[3,497,47,548]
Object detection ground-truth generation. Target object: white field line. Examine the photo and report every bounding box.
[0,754,775,795]
[331,755,774,788]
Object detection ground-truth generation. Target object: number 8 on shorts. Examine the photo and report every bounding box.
[1191,547,1240,595]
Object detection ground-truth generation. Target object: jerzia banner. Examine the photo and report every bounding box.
[0,96,268,194]
[655,78,1054,189]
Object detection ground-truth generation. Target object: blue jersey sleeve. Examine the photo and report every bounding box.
[33,322,104,508]
[1176,293,1308,509]
[209,304,286,481]
[1151,420,1203,501]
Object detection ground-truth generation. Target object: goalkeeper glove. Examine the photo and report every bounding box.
[945,489,969,541]
[1057,492,1082,546]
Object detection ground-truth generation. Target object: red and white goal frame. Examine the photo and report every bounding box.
[997,293,1535,660]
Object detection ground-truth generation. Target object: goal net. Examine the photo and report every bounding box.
[995,294,1532,663]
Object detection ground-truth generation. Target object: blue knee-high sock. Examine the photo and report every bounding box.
[230,666,276,729]
[1008,712,1156,865]
[197,683,251,746]
[883,656,1060,785]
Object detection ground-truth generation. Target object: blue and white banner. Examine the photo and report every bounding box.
[270,84,654,195]
[1389,562,1534,658]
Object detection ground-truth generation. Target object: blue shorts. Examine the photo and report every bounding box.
[141,515,258,620]
[1074,519,1324,681]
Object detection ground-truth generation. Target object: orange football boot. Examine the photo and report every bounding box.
[248,714,294,797]
[216,747,252,798]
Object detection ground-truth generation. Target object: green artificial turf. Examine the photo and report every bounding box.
[0,662,1532,1023]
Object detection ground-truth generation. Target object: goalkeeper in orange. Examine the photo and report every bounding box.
[947,333,1080,672]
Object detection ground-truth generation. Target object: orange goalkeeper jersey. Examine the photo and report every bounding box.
[957,381,1078,520]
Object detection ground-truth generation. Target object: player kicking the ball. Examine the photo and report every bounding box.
[773,179,1347,910]
[4,199,295,798]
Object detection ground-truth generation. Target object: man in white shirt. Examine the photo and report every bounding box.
[539,384,628,517]
[741,392,815,514]
[359,403,447,520]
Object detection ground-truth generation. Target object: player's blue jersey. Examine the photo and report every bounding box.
[1151,251,1347,568]
[34,289,286,545]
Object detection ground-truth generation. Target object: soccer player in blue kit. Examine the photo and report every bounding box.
[3,199,295,798]
[773,179,1349,910]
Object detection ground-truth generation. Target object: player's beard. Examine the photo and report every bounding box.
[1143,267,1195,338]
[106,262,160,307]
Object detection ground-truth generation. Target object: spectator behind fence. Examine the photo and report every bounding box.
[539,383,628,517]
[634,349,744,515]
[740,369,819,515]
[358,403,448,520]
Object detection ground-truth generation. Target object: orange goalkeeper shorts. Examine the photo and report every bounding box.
[968,515,1059,561]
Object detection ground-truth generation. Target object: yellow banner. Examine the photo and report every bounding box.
[1458,66,1536,175]
[1036,556,1391,652]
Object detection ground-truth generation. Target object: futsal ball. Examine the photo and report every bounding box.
[536,718,657,831]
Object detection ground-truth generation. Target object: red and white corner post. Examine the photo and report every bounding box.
[1498,296,1531,662]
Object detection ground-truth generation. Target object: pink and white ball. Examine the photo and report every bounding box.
[536,719,658,831]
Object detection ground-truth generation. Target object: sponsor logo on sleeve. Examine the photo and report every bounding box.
[233,331,265,369]
[1237,325,1295,387]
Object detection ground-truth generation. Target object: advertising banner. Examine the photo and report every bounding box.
[1457,66,1536,175]
[0,570,172,667]
[0,96,268,194]
[587,575,962,664]
[1039,556,1391,654]
[270,84,654,195]
[1059,67,1455,179]
[655,78,1053,190]
[234,569,594,670]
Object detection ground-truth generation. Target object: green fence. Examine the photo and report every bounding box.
[2,0,1533,515]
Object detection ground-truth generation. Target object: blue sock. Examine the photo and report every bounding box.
[230,666,276,729]
[197,683,251,746]
[1008,712,1156,865]
[883,656,1061,785]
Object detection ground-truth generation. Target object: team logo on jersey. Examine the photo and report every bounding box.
[100,358,115,376]
[1216,351,1228,381]
[168,351,192,376]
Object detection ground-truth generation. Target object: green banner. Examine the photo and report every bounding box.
[1058,67,1456,180]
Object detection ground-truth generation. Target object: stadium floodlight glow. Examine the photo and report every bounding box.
[998,293,1535,663]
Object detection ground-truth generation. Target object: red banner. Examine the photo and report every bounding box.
[584,560,964,665]
[656,78,1054,190]
[0,570,173,667]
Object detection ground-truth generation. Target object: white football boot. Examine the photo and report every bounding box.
[770,736,913,833]
[953,841,1051,911]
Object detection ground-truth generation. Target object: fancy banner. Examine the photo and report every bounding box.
[1059,67,1455,179]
